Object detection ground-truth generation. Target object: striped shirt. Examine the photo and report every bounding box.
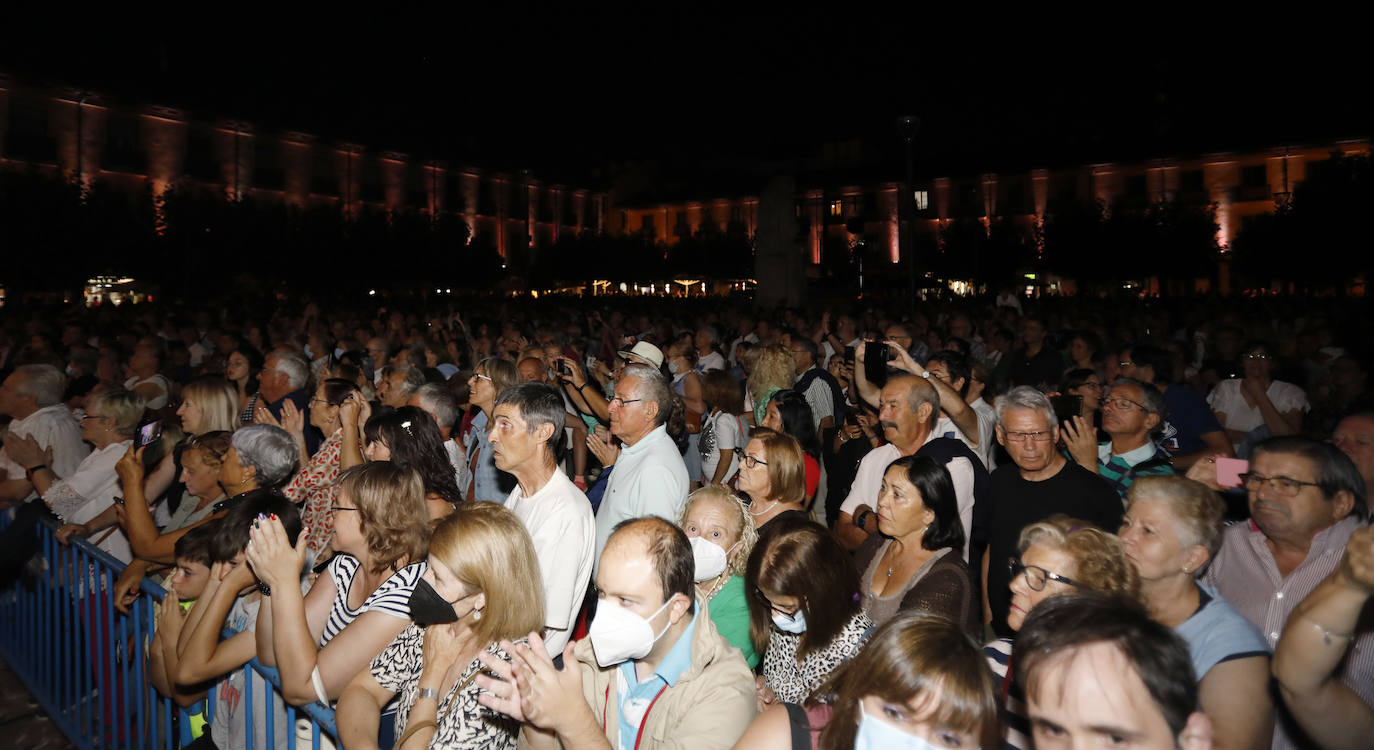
[984,638,1030,750]
[1093,440,1174,503]
[1203,515,1374,750]
[321,554,426,646]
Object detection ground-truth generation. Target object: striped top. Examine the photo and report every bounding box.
[984,638,1030,750]
[1093,441,1174,503]
[321,554,426,646]
[1203,515,1374,750]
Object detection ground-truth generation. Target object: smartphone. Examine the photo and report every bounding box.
[863,341,889,387]
[843,411,860,429]
[557,360,571,376]
[1216,457,1249,489]
[1049,395,1084,425]
[136,421,162,449]
[844,345,856,363]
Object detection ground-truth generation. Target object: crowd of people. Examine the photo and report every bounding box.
[0,290,1372,749]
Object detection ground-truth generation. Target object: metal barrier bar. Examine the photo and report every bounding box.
[0,514,339,749]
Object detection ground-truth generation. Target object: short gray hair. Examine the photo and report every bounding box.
[230,424,298,488]
[389,365,427,400]
[887,373,940,422]
[88,387,147,436]
[14,364,65,408]
[413,382,458,431]
[620,363,672,426]
[1109,377,1169,425]
[996,385,1057,429]
[494,382,566,452]
[267,349,309,391]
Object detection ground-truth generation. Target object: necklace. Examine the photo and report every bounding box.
[698,574,728,603]
[747,499,780,517]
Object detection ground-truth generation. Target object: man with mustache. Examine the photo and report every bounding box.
[1202,436,1371,750]
[834,373,985,561]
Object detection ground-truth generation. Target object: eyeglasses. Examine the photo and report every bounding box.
[753,588,799,617]
[1239,472,1321,496]
[470,373,492,383]
[329,506,358,513]
[1077,381,1103,392]
[1101,396,1146,412]
[1243,353,1272,361]
[608,397,643,408]
[1118,361,1135,368]
[1009,558,1081,592]
[733,447,768,468]
[1002,430,1052,443]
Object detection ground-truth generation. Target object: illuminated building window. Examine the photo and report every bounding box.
[913,190,929,211]
[830,200,842,217]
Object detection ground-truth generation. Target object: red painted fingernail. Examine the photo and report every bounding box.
[270,513,278,520]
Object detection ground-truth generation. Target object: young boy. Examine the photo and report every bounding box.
[175,493,304,750]
[148,524,217,741]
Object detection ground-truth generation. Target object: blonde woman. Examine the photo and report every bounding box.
[679,486,761,667]
[338,503,545,749]
[747,344,795,426]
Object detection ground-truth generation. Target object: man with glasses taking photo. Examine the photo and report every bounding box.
[976,386,1123,638]
[1200,435,1371,750]
[1062,376,1175,502]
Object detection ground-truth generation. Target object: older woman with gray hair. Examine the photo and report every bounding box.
[678,485,761,667]
[1119,475,1273,750]
[9,387,146,563]
[219,424,299,505]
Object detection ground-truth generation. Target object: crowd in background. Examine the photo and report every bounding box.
[0,289,1372,750]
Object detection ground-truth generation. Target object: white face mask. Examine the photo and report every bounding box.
[588,597,675,668]
[854,703,944,750]
[771,607,807,634]
[689,536,737,582]
[668,360,682,375]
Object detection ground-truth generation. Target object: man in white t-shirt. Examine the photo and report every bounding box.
[835,373,980,560]
[492,383,595,657]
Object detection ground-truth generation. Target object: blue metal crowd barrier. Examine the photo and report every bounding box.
[0,513,338,749]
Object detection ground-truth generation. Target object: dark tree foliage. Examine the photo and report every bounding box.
[1039,197,1218,284]
[1232,152,1373,288]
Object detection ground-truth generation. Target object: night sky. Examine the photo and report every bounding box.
[3,17,1369,184]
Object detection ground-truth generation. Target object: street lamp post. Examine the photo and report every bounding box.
[899,115,920,311]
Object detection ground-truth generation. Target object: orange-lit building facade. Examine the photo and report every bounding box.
[616,139,1372,267]
[0,75,608,258]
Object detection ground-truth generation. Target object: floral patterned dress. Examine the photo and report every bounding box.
[284,427,343,565]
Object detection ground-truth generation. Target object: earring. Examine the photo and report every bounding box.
[471,608,482,621]
[1181,567,1190,574]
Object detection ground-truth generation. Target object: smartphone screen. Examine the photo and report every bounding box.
[863,341,889,387]
[1215,457,1249,489]
[137,421,162,449]
[1050,395,1084,424]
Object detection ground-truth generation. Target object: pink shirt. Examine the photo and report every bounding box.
[1204,515,1374,750]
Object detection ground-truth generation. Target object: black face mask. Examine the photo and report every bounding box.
[408,578,460,626]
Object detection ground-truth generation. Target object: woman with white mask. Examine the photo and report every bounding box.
[746,517,872,713]
[679,486,760,668]
[731,613,1000,750]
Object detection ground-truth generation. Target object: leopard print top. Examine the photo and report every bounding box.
[762,610,874,704]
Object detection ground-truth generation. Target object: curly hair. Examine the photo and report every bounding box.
[747,344,796,412]
[335,462,431,574]
[1017,514,1140,602]
[680,486,758,578]
[185,430,233,472]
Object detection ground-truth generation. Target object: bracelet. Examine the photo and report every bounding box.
[257,582,272,597]
[25,465,48,481]
[576,382,589,392]
[1303,616,1354,646]
[418,687,441,701]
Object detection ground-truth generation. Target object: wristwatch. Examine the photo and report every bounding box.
[419,687,441,701]
[854,508,873,530]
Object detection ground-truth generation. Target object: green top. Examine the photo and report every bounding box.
[707,575,759,669]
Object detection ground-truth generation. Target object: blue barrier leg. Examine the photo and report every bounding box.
[245,662,254,750]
